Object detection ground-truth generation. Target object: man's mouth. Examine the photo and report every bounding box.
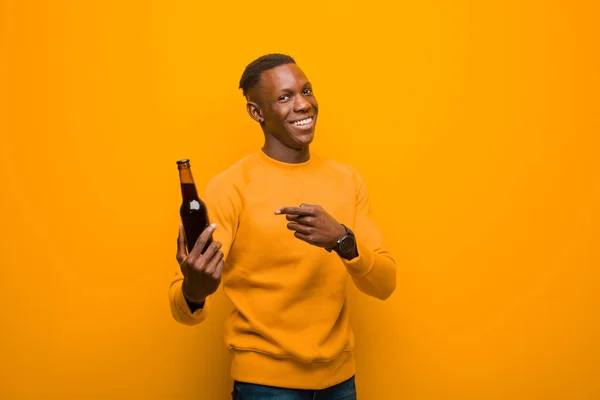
[290,116,314,128]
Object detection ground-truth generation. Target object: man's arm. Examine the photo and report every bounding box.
[168,173,241,326]
[169,266,209,326]
[340,168,396,300]
[169,224,221,326]
[276,167,396,300]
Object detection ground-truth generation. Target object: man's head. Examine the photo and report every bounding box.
[239,54,318,151]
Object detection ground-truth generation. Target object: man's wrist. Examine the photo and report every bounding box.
[183,291,205,306]
[326,224,359,260]
[326,224,348,251]
[341,244,359,260]
[182,281,206,308]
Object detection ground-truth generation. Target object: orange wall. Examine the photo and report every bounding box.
[1,1,599,399]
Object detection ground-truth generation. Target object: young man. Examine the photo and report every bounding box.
[169,54,396,399]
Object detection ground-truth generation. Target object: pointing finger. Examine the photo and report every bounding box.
[275,207,314,216]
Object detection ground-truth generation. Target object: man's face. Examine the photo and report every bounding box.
[249,63,318,150]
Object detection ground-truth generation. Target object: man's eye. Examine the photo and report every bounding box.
[303,88,313,95]
[278,95,290,101]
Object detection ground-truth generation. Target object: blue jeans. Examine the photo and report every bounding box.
[231,376,357,400]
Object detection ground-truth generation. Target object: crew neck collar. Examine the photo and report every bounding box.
[255,149,316,170]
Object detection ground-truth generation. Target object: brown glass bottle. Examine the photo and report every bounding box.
[177,159,212,253]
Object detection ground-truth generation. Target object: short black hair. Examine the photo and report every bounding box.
[239,53,296,98]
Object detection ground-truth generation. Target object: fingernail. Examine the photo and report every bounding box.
[274,209,281,215]
[209,223,217,230]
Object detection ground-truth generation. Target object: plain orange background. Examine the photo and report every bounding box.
[1,1,599,399]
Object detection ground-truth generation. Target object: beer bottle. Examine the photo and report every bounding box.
[177,159,212,253]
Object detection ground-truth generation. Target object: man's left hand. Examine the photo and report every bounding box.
[275,204,346,249]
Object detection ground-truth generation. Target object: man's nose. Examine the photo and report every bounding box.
[293,95,311,112]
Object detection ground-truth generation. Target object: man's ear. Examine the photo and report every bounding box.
[246,101,264,123]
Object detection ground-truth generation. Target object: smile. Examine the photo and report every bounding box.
[291,116,314,127]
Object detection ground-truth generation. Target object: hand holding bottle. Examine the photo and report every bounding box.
[176,223,224,305]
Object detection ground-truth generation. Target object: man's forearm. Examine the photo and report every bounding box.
[343,237,396,300]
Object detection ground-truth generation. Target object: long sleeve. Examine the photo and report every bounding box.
[168,172,241,326]
[342,168,397,300]
[169,274,210,326]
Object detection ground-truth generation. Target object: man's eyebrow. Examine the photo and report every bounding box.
[276,81,312,92]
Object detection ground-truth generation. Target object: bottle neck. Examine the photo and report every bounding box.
[178,165,199,200]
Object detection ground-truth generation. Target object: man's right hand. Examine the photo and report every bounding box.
[176,223,224,306]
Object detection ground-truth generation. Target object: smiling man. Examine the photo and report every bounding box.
[169,54,397,400]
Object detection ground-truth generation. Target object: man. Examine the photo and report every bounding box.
[169,54,396,399]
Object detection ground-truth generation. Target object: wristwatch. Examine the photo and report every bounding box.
[326,224,356,259]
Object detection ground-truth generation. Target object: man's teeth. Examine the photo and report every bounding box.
[293,117,312,127]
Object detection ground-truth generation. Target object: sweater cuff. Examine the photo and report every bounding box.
[172,280,208,324]
[341,237,374,277]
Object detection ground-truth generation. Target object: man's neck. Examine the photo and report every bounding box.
[262,142,310,164]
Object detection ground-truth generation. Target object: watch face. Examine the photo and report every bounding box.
[338,235,355,254]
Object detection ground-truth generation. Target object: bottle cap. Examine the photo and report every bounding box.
[176,159,190,164]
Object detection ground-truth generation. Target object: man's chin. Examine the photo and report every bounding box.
[290,125,315,142]
[292,132,314,149]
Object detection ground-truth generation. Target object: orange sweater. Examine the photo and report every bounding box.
[169,150,396,389]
